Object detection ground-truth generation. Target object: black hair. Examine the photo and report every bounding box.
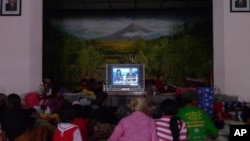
[82,105,91,118]
[242,106,250,123]
[95,91,108,105]
[73,104,91,119]
[180,90,199,106]
[73,104,85,118]
[7,93,21,108]
[51,85,61,96]
[181,96,193,105]
[26,107,37,125]
[157,73,164,80]
[213,118,225,130]
[26,107,37,115]
[116,69,121,74]
[93,81,103,94]
[0,93,7,107]
[58,105,76,123]
[150,106,162,119]
[81,78,88,84]
[160,98,179,141]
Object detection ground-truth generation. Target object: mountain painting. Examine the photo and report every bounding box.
[43,10,213,89]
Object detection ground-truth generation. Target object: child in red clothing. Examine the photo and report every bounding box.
[53,105,83,141]
[72,104,89,141]
[155,74,166,94]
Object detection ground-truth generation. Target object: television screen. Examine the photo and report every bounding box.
[112,67,138,86]
[106,64,145,91]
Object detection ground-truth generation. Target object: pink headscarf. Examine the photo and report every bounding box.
[24,92,40,108]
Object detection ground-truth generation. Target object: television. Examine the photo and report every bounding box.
[105,64,145,91]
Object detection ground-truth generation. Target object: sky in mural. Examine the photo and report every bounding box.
[51,14,198,40]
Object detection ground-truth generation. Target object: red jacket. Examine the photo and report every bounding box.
[155,80,165,93]
[53,124,81,141]
[73,118,89,141]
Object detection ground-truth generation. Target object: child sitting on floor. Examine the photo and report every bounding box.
[53,105,83,141]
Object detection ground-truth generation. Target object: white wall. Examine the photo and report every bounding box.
[213,0,250,101]
[0,0,42,95]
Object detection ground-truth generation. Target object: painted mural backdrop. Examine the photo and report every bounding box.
[43,10,213,89]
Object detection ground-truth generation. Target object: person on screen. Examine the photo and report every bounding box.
[113,69,123,81]
[235,0,247,8]
[5,0,17,11]
[126,68,136,81]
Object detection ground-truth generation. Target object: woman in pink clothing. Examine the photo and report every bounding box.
[108,97,158,141]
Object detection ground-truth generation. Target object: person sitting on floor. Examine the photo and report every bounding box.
[108,97,158,141]
[176,90,218,141]
[53,105,83,141]
[90,91,118,140]
[155,98,187,141]
[1,93,32,141]
[0,93,7,119]
[72,103,89,141]
[155,74,166,94]
[42,85,70,114]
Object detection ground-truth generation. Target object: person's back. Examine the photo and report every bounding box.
[1,93,32,141]
[90,91,118,140]
[53,124,79,141]
[73,118,88,141]
[108,97,158,141]
[177,106,217,141]
[155,98,187,141]
[43,85,70,114]
[0,93,7,118]
[91,91,118,124]
[72,104,89,141]
[176,90,218,141]
[53,105,83,141]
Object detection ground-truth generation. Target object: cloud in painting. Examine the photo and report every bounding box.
[52,17,187,40]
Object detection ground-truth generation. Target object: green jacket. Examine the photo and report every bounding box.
[176,106,218,141]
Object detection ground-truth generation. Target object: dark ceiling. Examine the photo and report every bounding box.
[43,0,212,11]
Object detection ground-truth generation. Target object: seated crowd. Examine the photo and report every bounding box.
[0,77,248,141]
[145,74,177,95]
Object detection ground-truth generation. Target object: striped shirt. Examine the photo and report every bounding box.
[155,115,187,141]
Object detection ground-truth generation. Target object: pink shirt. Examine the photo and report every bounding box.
[108,111,158,141]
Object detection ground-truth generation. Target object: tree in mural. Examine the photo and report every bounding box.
[78,45,104,79]
[135,18,213,86]
[43,17,213,89]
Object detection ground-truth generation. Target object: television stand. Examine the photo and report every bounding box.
[105,91,147,107]
[105,91,147,96]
